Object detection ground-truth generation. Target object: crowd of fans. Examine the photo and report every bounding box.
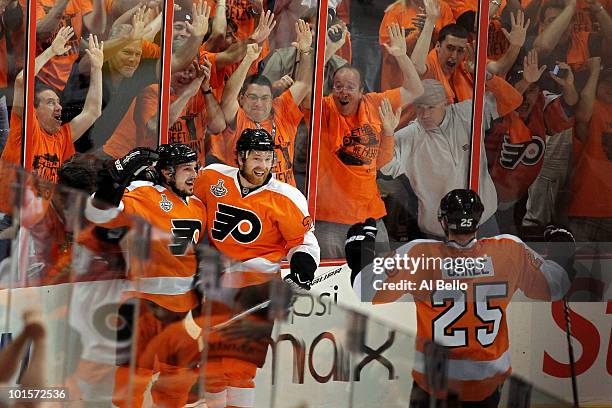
[0,0,610,258]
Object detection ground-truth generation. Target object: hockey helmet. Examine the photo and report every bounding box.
[236,128,276,153]
[156,143,197,171]
[438,189,484,234]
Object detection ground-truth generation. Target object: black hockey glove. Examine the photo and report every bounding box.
[544,225,576,280]
[345,218,377,285]
[95,148,159,206]
[284,252,317,291]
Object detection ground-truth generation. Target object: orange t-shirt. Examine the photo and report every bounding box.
[441,0,476,19]
[194,163,314,288]
[424,48,474,103]
[572,0,612,34]
[36,0,93,91]
[134,84,210,168]
[210,90,303,186]
[316,88,402,225]
[379,1,455,91]
[569,100,612,217]
[1,112,74,183]
[373,235,568,401]
[85,181,207,312]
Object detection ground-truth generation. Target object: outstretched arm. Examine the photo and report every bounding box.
[487,10,529,78]
[575,57,601,142]
[69,35,104,141]
[289,19,314,106]
[220,43,261,129]
[13,26,74,118]
[534,0,576,55]
[383,23,424,105]
[410,0,439,76]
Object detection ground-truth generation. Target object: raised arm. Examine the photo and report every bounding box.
[201,58,227,134]
[220,43,261,129]
[69,35,104,141]
[377,97,402,169]
[487,10,529,78]
[586,0,612,42]
[171,0,211,73]
[534,0,576,55]
[513,49,547,95]
[83,0,107,36]
[383,23,424,105]
[13,26,74,118]
[575,57,601,142]
[205,0,228,51]
[35,0,69,40]
[411,0,439,76]
[325,22,348,64]
[289,19,314,106]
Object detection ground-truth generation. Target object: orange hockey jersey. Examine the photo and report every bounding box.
[85,181,207,311]
[193,163,319,287]
[361,235,570,401]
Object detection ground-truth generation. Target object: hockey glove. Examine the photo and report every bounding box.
[284,252,317,291]
[95,148,159,206]
[544,225,576,281]
[345,218,377,284]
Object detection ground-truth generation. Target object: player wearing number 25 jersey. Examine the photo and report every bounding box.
[346,189,575,405]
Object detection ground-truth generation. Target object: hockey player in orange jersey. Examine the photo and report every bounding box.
[345,189,575,407]
[85,143,207,407]
[192,128,320,407]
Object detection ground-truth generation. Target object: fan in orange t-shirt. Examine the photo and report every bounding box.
[569,57,612,242]
[315,23,424,258]
[0,29,104,183]
[215,22,313,187]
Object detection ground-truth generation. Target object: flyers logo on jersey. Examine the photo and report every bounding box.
[500,135,545,170]
[160,194,173,212]
[212,203,262,244]
[169,219,202,256]
[210,179,228,197]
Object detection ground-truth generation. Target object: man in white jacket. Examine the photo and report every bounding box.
[380,78,523,238]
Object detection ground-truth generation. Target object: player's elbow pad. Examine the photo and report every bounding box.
[290,252,317,282]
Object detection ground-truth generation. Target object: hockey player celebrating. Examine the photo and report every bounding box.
[345,189,575,407]
[192,128,320,407]
[85,143,207,407]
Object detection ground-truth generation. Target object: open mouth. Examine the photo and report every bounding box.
[253,170,265,177]
[446,61,457,70]
[53,113,61,124]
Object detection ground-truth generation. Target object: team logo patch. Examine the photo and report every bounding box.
[159,194,173,212]
[500,134,545,170]
[169,219,202,256]
[212,203,262,244]
[210,179,228,197]
[302,216,313,230]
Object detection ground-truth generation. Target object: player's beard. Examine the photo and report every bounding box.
[240,166,271,187]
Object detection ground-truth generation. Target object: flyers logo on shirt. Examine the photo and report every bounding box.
[169,219,202,256]
[500,134,545,170]
[338,124,379,166]
[211,203,262,244]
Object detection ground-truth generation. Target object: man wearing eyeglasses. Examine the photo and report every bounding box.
[215,19,314,187]
[314,23,424,258]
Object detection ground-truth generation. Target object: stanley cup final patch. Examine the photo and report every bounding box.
[159,194,173,212]
[210,179,228,197]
